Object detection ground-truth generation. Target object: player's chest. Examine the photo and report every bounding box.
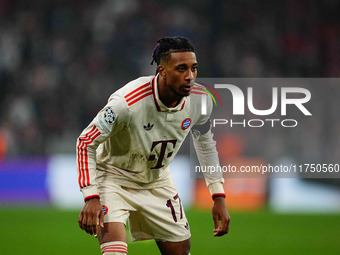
[129,109,193,141]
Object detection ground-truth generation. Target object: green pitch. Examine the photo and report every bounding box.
[0,208,339,255]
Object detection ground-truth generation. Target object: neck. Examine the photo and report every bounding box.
[157,75,181,108]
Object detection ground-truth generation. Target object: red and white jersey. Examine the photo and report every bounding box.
[77,75,225,201]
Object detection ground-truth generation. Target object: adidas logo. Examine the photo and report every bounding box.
[143,123,154,131]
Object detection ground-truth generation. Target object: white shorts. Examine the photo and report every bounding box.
[97,175,191,242]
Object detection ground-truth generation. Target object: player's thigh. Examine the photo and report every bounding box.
[96,178,133,244]
[129,185,191,242]
[156,238,191,255]
[97,222,127,244]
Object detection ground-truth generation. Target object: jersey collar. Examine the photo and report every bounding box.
[152,74,186,112]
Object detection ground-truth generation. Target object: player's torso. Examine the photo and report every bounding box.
[96,76,198,184]
[128,103,192,171]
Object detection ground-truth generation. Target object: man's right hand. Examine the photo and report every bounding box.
[78,197,104,236]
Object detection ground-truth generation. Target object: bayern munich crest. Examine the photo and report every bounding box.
[181,118,192,130]
[104,107,115,124]
[102,205,109,215]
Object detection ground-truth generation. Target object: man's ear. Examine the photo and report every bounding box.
[158,65,166,77]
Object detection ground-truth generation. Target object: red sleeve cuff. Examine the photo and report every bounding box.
[84,195,100,202]
[212,193,226,200]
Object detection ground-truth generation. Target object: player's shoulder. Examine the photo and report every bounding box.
[108,76,154,104]
[189,83,214,124]
[120,75,154,107]
[190,83,208,98]
[189,83,210,105]
[124,76,153,91]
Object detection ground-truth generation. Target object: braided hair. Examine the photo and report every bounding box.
[151,36,195,73]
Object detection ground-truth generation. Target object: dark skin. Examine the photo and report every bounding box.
[157,51,198,108]
[78,51,231,255]
[157,52,231,239]
[78,197,104,236]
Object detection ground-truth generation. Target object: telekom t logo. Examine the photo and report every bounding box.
[201,84,312,116]
[148,139,177,169]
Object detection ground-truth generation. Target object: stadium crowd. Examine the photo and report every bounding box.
[0,0,340,172]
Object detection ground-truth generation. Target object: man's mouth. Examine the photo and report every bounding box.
[182,85,193,92]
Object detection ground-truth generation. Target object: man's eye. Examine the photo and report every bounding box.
[178,67,186,71]
[192,66,198,71]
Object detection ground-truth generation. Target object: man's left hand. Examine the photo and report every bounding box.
[212,196,230,237]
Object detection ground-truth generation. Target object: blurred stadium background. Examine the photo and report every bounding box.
[0,0,340,254]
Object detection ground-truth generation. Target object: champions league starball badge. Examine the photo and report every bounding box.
[104,107,115,124]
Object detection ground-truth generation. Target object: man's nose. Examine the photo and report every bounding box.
[186,70,194,80]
